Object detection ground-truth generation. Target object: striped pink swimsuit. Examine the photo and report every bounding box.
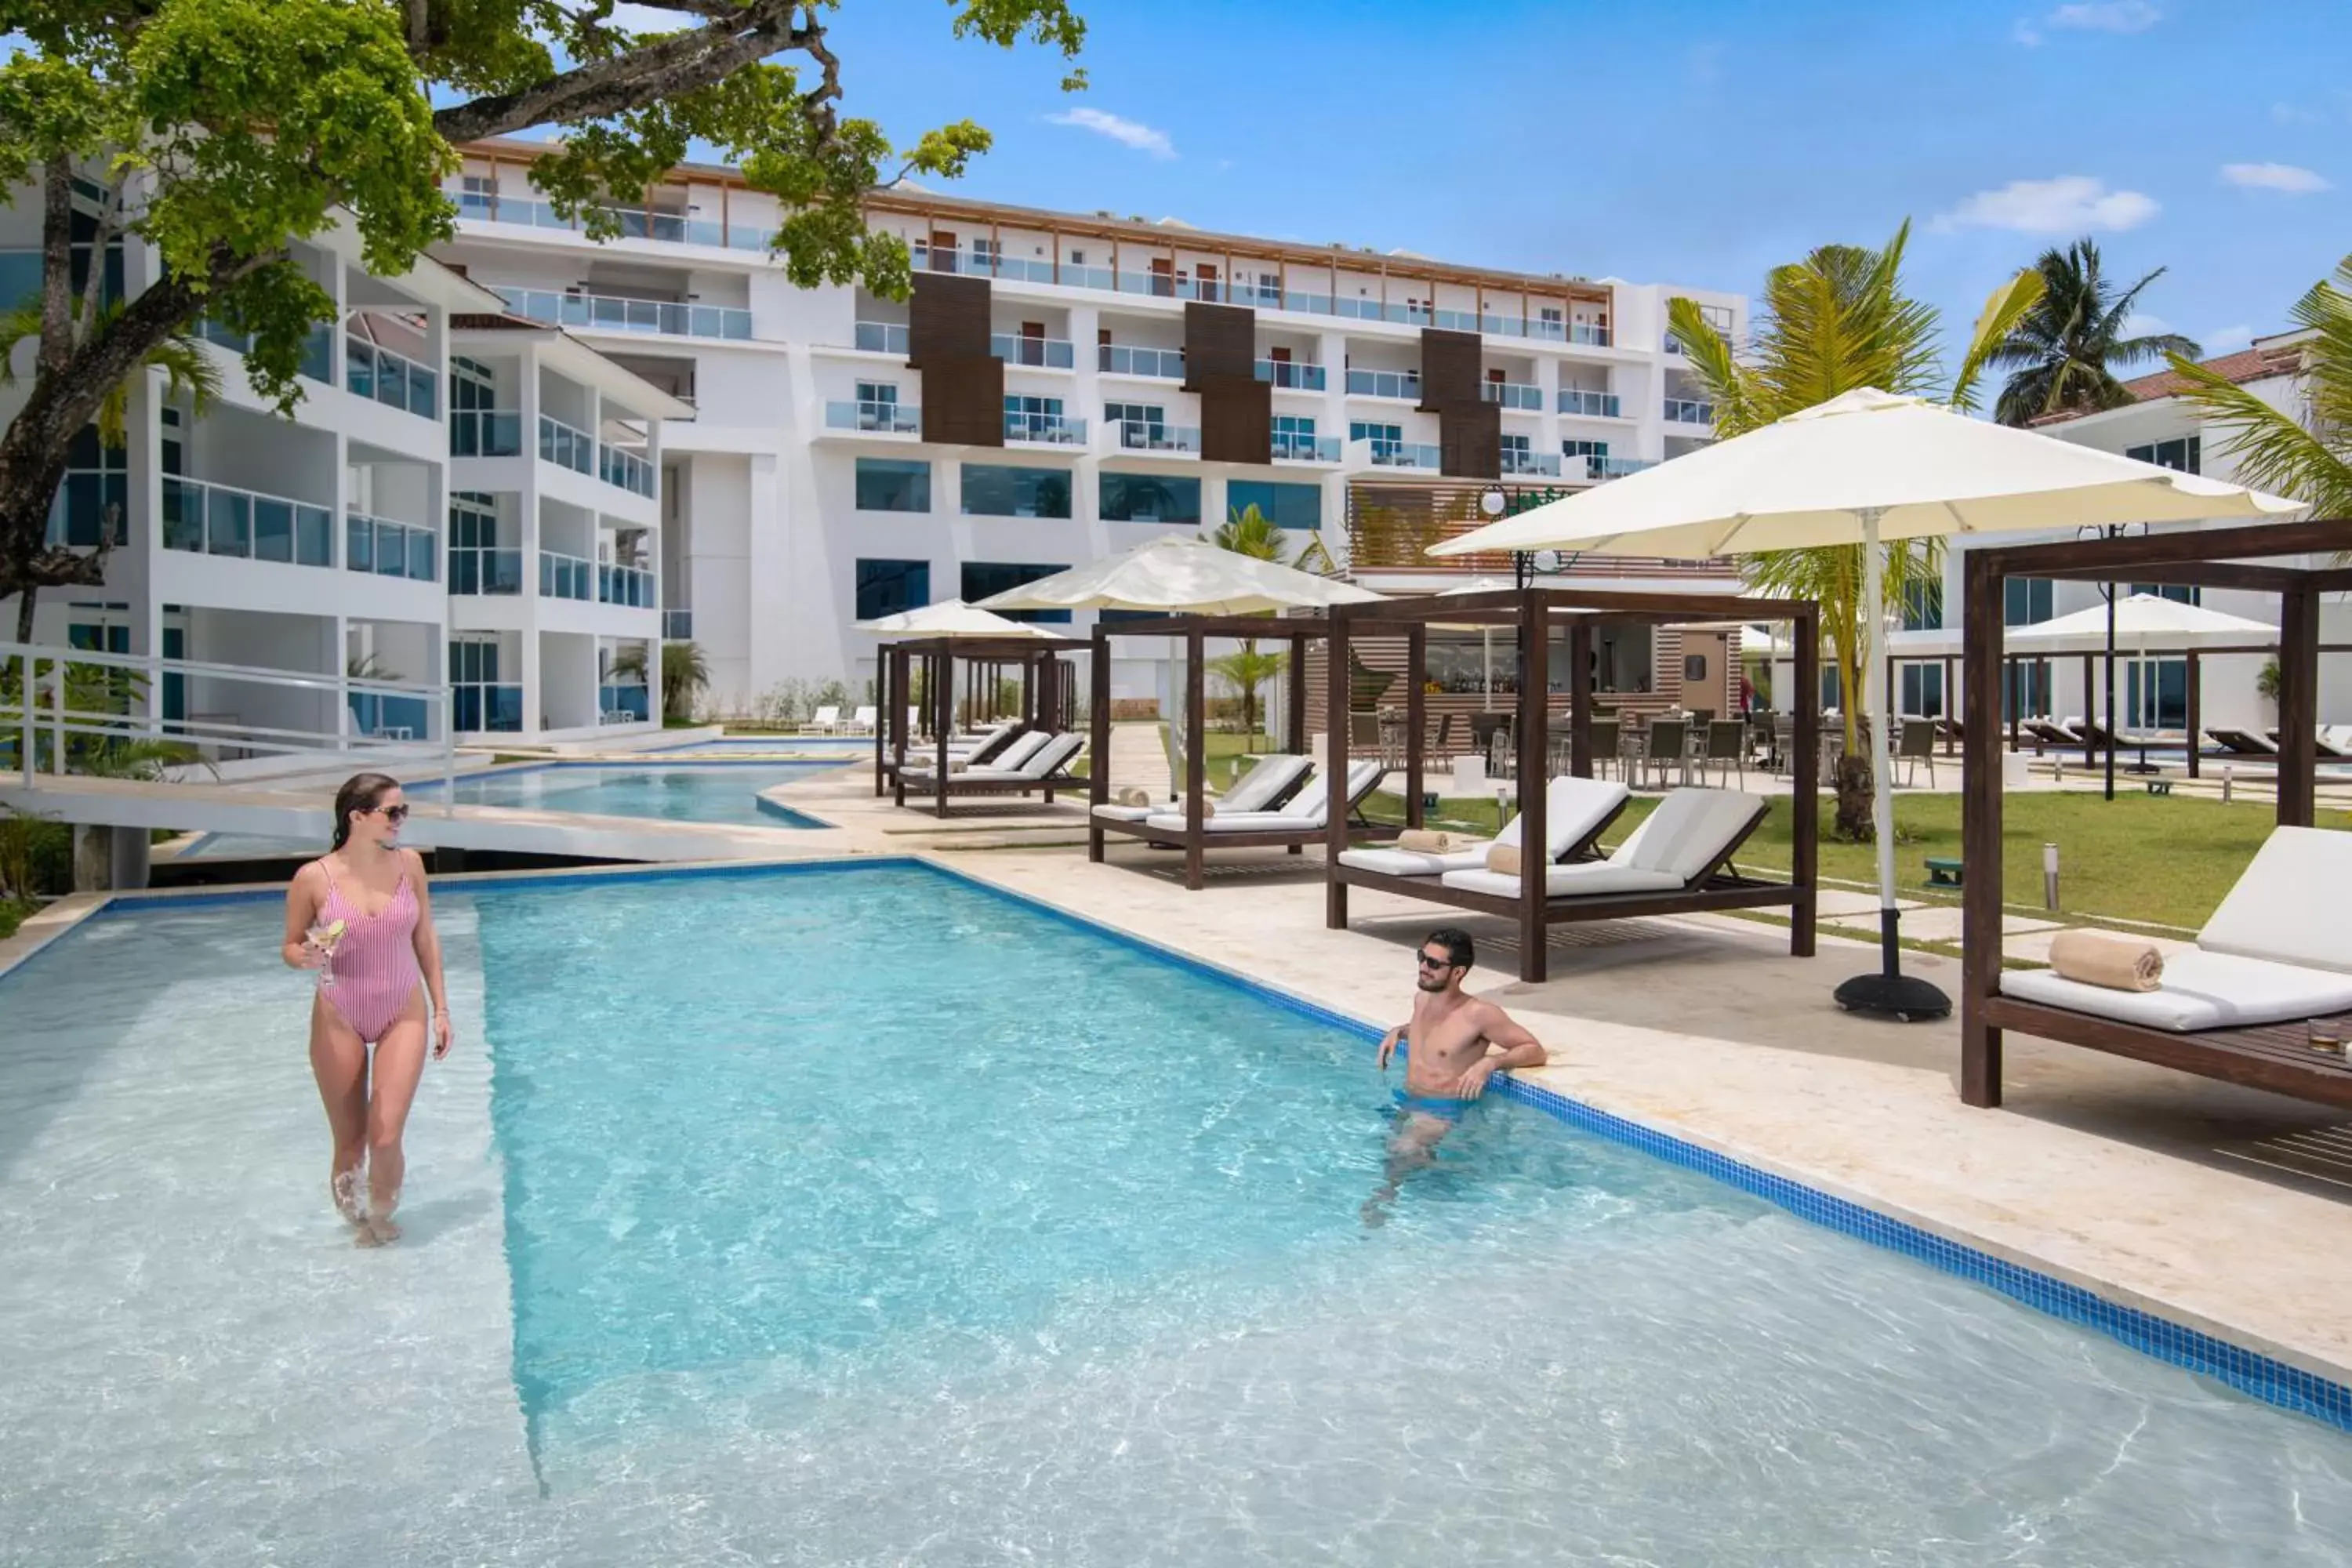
[317,860,423,1042]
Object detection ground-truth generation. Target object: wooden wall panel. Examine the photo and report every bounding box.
[909,272,990,368]
[1182,302,1256,387]
[919,354,1005,446]
[1200,374,1271,465]
[1438,399,1501,481]
[1415,328,1483,412]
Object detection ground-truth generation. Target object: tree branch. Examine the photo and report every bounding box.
[38,155,74,380]
[430,2,815,146]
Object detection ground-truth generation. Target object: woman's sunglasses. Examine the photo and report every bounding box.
[376,803,410,824]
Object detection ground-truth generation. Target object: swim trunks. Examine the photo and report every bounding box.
[1393,1090,1473,1123]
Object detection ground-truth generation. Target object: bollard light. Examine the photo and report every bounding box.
[1496,786,1511,833]
[2222,764,2234,804]
[2042,842,2060,912]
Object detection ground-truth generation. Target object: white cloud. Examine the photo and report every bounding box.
[2270,101,2327,125]
[2205,325,2254,352]
[1045,107,1176,159]
[1933,176,2160,234]
[2123,312,2172,338]
[2048,1,2161,31]
[2221,161,2332,194]
[2013,19,2045,45]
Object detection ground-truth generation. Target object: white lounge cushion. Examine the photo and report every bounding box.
[1340,845,1491,876]
[1336,774,1628,879]
[906,729,1049,776]
[1143,809,1303,833]
[1222,753,1313,814]
[1091,802,1158,821]
[1010,733,1085,779]
[2002,949,2352,1032]
[2196,826,2352,974]
[1141,760,1382,833]
[1442,862,1683,898]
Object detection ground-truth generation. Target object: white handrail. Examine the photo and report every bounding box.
[2,641,456,811]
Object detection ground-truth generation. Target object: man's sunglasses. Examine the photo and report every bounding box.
[376,803,410,823]
[1417,952,1456,970]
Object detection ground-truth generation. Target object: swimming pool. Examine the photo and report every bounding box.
[3,864,2350,1563]
[652,735,872,756]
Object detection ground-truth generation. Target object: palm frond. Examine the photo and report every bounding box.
[1666,295,1755,433]
[1951,266,2049,414]
[2169,351,2352,517]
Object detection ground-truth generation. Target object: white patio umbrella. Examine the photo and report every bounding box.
[978,536,1385,791]
[1428,387,2302,1020]
[2002,592,2278,656]
[851,597,1057,637]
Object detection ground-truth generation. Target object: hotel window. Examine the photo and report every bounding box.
[2004,576,2054,626]
[1226,480,1321,532]
[854,456,930,513]
[1069,248,1087,266]
[2125,436,2201,474]
[856,380,898,407]
[1501,432,1530,457]
[1004,394,1065,439]
[962,561,1073,622]
[1901,578,1944,631]
[960,464,1072,519]
[1104,401,1164,430]
[970,237,999,270]
[1100,472,1200,524]
[459,175,495,216]
[1563,438,1610,459]
[1350,421,1403,456]
[855,557,930,620]
[2130,582,2201,606]
[1900,664,1944,719]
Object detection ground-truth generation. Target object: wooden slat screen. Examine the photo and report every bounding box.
[919,354,1006,446]
[909,272,990,368]
[1199,374,1271,464]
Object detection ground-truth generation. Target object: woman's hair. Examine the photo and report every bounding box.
[330,772,400,851]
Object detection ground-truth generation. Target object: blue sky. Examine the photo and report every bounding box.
[786,0,2346,374]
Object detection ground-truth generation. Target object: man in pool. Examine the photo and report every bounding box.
[1361,927,1548,1226]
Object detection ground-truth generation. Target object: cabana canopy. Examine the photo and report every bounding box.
[854,598,1058,638]
[975,535,1386,615]
[1961,517,2352,1111]
[875,631,1087,815]
[1324,586,1823,983]
[2001,593,2278,655]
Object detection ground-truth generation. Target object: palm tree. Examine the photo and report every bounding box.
[659,640,711,721]
[2165,252,2352,522]
[1987,238,2201,426]
[1668,220,2043,840]
[1200,504,1328,744]
[0,299,223,639]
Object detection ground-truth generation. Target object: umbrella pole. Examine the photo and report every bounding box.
[1835,507,1951,1021]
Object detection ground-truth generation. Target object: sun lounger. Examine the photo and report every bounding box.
[1440,787,1767,900]
[2277,728,2352,761]
[841,705,877,735]
[2001,826,2352,1034]
[1090,753,1311,823]
[2020,718,2079,750]
[1336,774,1628,879]
[2205,728,2277,757]
[1140,759,1384,833]
[895,731,1086,810]
[799,704,840,735]
[1091,759,1395,887]
[899,728,1050,778]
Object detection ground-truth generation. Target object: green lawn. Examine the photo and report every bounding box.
[1363,788,2332,931]
[0,897,34,941]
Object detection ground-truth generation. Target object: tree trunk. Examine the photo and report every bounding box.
[1832,750,1874,842]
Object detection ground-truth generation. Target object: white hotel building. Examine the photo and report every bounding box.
[5,146,1748,740]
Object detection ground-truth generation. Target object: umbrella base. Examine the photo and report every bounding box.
[1834,970,1953,1022]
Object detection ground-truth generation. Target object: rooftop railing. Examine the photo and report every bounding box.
[448,184,771,252]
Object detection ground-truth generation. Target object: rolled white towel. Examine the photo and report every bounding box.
[2048,930,2164,992]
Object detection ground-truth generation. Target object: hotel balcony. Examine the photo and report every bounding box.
[993,332,1076,369]
[1558,388,1624,418]
[1359,437,1442,471]
[1255,358,1327,391]
[1572,454,1658,482]
[1006,410,1087,445]
[1480,381,1544,412]
[449,545,525,596]
[1345,368,1421,401]
[345,510,439,583]
[853,321,912,355]
[1114,419,1200,456]
[1664,397,1716,426]
[345,335,437,421]
[1271,429,1341,463]
[1501,448,1563,477]
[822,398,920,436]
[161,476,336,569]
[491,284,753,342]
[1098,343,1186,379]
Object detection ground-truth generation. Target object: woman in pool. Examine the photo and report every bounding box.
[280,772,453,1246]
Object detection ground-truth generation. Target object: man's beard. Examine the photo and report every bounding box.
[1416,975,1448,993]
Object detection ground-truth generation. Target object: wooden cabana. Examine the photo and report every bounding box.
[1962,517,2352,1109]
[1086,613,1400,889]
[1324,586,1822,982]
[877,632,1087,815]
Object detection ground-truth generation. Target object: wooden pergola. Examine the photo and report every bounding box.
[876,633,1087,814]
[1961,517,2352,1109]
[1085,614,1402,889]
[1324,586,1823,982]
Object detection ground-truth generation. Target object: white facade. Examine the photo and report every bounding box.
[433,144,1748,714]
[0,187,682,746]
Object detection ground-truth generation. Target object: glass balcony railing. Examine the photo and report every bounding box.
[1568,323,1612,347]
[854,321,911,354]
[1664,397,1715,424]
[1115,420,1199,454]
[600,684,653,721]
[345,510,437,583]
[492,284,753,341]
[345,335,437,419]
[45,467,128,548]
[1006,411,1087,445]
[539,414,594,474]
[448,545,524,595]
[450,408,524,457]
[1345,368,1421,400]
[1501,448,1563,477]
[162,475,334,567]
[662,608,694,641]
[1098,343,1186,379]
[1365,440,1441,470]
[1270,430,1341,462]
[600,444,656,498]
[540,548,593,601]
[448,184,771,252]
[1571,455,1657,482]
[825,399,920,434]
[992,332,1075,368]
[1254,358,1327,390]
[199,319,336,383]
[1558,388,1623,418]
[1480,381,1544,411]
[598,561,658,608]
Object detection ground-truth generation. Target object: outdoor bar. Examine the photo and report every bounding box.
[1086,613,1400,890]
[879,632,1088,815]
[1325,585,1822,983]
[1962,517,2352,1109]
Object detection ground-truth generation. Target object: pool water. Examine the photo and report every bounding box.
[3,866,2350,1565]
[440,762,830,827]
[653,736,872,756]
